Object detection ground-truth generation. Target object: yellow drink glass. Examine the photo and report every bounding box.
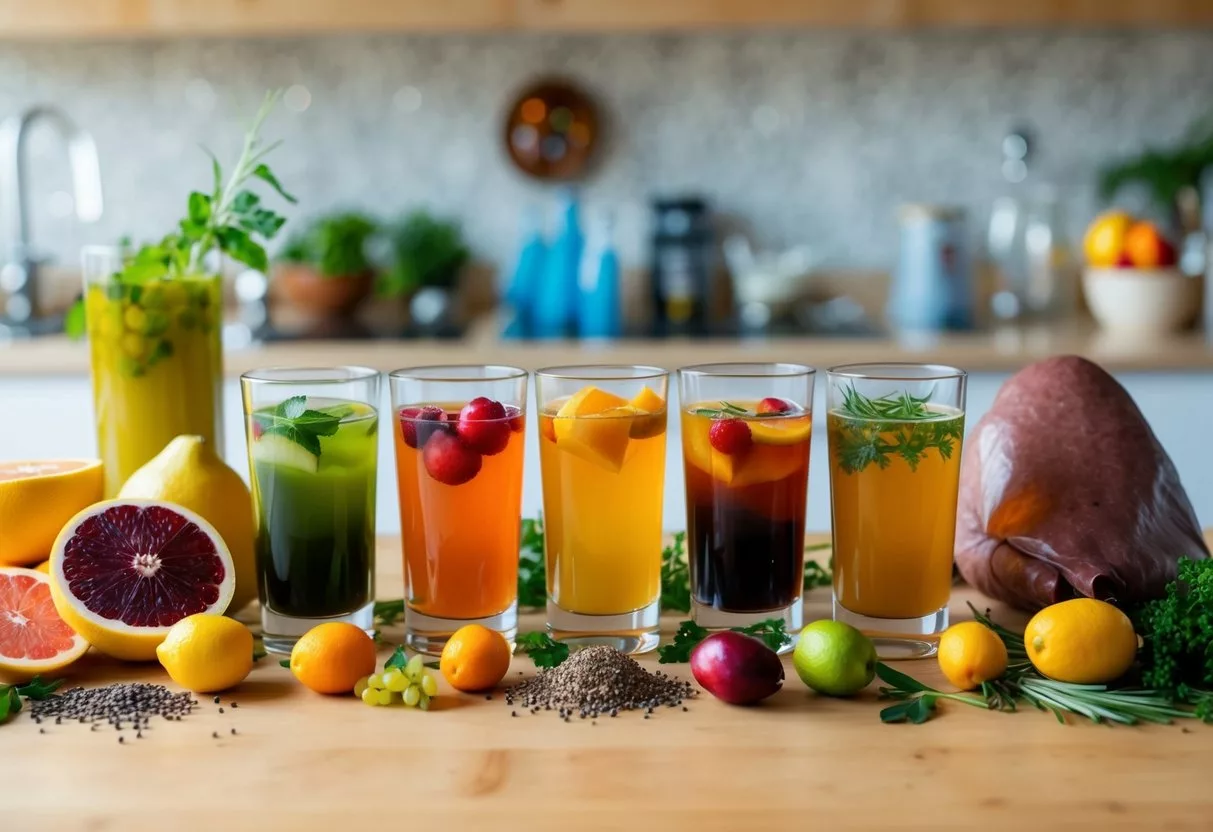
[826,363,966,659]
[83,246,223,496]
[536,365,668,655]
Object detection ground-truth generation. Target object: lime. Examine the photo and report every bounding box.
[792,620,877,696]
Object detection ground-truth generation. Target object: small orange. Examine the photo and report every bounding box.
[1123,221,1176,268]
[937,621,1009,691]
[440,624,512,692]
[289,622,377,695]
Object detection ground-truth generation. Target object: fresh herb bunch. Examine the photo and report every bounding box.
[515,632,570,669]
[661,532,690,613]
[0,676,64,725]
[66,91,295,344]
[517,517,547,609]
[877,605,1205,726]
[1132,558,1213,719]
[378,211,470,297]
[252,395,355,459]
[832,385,964,474]
[279,211,378,277]
[657,618,791,664]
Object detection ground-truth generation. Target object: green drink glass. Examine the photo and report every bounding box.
[241,366,381,654]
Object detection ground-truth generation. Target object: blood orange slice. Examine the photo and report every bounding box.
[49,499,235,661]
[0,567,89,682]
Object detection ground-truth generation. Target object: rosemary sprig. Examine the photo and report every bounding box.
[832,384,964,475]
[878,605,1203,727]
[691,401,784,419]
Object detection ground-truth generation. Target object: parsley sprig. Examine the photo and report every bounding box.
[253,395,352,458]
[657,618,791,664]
[832,384,964,474]
[0,676,64,725]
[1132,558,1213,720]
[515,632,570,669]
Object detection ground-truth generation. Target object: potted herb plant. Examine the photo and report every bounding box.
[275,211,379,318]
[378,211,470,330]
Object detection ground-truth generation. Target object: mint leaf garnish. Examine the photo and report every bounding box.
[280,395,307,419]
[255,396,353,460]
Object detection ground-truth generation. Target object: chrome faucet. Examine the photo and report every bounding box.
[0,106,103,328]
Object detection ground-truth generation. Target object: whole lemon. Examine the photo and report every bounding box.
[440,624,512,692]
[937,622,1009,690]
[1025,598,1138,684]
[290,622,377,695]
[156,614,254,693]
[119,435,258,613]
[1082,210,1132,267]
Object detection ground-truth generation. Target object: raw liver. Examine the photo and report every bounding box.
[955,355,1208,611]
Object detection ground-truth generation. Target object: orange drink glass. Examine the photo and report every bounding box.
[390,365,527,655]
[679,363,815,649]
[826,363,966,659]
[535,365,668,655]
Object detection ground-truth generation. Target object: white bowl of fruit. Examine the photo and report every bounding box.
[1081,212,1201,335]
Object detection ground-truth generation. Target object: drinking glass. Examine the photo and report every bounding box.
[535,365,669,655]
[389,365,528,655]
[241,366,380,654]
[678,363,815,650]
[826,363,967,659]
[83,245,223,496]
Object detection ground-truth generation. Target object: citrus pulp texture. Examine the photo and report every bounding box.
[0,567,89,682]
[50,500,234,661]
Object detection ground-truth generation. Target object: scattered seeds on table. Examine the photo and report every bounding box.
[504,646,694,719]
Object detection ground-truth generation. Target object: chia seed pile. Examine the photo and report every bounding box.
[29,683,196,733]
[505,646,694,720]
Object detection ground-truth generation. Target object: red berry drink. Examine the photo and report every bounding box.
[390,367,528,655]
[678,364,816,650]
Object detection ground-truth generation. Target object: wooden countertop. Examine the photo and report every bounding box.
[6,533,1213,831]
[3,318,1212,377]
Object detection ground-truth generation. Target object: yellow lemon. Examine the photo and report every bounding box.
[0,459,103,567]
[119,435,258,614]
[156,614,253,693]
[1025,599,1138,684]
[937,621,1009,690]
[1082,210,1132,267]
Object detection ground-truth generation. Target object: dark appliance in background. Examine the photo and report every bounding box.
[649,196,714,336]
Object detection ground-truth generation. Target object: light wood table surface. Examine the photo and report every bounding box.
[5,534,1213,831]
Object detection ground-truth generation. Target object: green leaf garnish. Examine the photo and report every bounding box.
[515,632,570,669]
[69,90,294,370]
[384,645,408,671]
[0,675,64,725]
[832,384,964,474]
[517,517,547,609]
[254,396,349,459]
[657,618,791,664]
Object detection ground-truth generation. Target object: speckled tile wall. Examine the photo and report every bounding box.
[0,32,1210,277]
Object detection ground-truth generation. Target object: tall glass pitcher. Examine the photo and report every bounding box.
[83,246,224,496]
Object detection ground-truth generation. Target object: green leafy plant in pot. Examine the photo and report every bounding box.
[275,211,379,318]
[378,211,470,330]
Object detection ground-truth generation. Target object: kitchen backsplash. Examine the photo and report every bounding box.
[1,31,1211,279]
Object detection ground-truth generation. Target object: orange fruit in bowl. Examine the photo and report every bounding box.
[289,622,377,694]
[1083,210,1132,267]
[1123,221,1177,268]
[0,460,104,567]
[440,624,512,692]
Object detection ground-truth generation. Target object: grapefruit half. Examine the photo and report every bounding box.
[0,459,104,567]
[0,567,89,682]
[49,499,235,661]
